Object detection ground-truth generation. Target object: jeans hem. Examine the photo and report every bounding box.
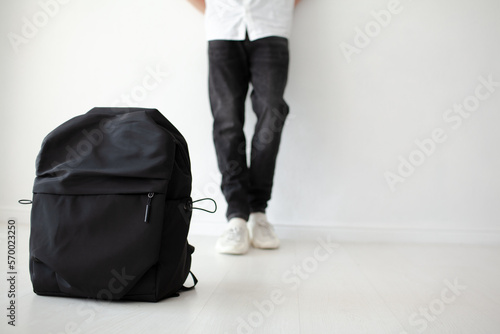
[227,213,249,222]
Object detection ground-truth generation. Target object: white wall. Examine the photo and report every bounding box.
[1,0,500,242]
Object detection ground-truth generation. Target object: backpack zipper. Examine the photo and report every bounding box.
[144,193,154,223]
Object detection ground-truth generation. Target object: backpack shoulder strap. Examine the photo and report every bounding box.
[180,271,198,291]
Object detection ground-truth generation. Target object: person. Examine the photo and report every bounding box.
[187,0,301,254]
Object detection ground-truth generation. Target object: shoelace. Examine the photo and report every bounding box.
[225,227,245,242]
[255,219,275,237]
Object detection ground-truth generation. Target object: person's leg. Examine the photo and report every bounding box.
[247,36,290,213]
[208,39,251,221]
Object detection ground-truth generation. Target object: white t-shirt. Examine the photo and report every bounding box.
[205,0,295,41]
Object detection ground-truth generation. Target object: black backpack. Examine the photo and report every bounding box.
[29,107,197,302]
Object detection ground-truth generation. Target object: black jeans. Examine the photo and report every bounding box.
[208,35,290,221]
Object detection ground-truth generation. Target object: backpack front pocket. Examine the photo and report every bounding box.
[30,192,166,300]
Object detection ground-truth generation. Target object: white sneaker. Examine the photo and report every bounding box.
[248,213,280,249]
[215,218,250,255]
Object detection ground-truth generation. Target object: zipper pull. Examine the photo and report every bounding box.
[144,193,154,223]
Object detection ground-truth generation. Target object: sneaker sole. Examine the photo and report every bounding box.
[216,245,249,255]
[215,239,250,255]
[251,240,280,249]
